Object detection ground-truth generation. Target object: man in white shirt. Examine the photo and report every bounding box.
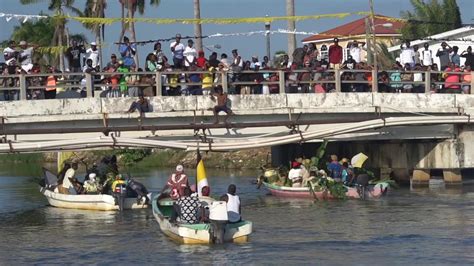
[421,43,433,67]
[170,34,185,69]
[62,162,79,195]
[85,42,100,68]
[400,41,415,68]
[220,184,241,223]
[348,40,364,63]
[18,41,36,73]
[183,39,197,68]
[3,40,18,67]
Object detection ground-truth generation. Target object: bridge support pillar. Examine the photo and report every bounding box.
[411,169,430,186]
[443,169,462,185]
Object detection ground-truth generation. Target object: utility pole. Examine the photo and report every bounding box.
[194,0,203,51]
[365,17,372,65]
[265,16,271,60]
[286,0,296,59]
[369,0,378,92]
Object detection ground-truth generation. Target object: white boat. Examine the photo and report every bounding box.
[40,187,148,211]
[40,167,149,211]
[152,195,253,244]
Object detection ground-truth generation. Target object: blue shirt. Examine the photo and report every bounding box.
[327,162,343,179]
[119,43,137,67]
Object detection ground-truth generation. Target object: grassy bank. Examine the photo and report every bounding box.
[1,148,271,170]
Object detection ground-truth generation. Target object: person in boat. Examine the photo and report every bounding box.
[220,184,241,223]
[341,162,355,186]
[60,162,83,194]
[164,165,189,200]
[303,169,317,187]
[171,187,201,224]
[327,155,343,182]
[83,173,100,194]
[199,186,213,223]
[288,161,303,187]
[57,162,71,185]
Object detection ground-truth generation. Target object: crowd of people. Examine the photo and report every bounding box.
[1,34,473,100]
[161,164,242,225]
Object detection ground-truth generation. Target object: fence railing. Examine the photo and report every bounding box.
[0,69,472,100]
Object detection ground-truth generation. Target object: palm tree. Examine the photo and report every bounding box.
[84,0,107,69]
[286,0,296,58]
[20,0,83,72]
[401,0,462,40]
[118,0,161,67]
[193,0,203,51]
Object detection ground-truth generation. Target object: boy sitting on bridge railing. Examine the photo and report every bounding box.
[210,85,234,124]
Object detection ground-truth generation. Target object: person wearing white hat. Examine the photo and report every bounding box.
[85,42,100,68]
[164,164,189,200]
[18,40,37,73]
[83,173,100,194]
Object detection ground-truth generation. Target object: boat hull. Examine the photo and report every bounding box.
[40,187,148,211]
[263,182,388,200]
[152,195,252,244]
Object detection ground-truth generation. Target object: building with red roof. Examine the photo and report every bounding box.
[302,15,404,62]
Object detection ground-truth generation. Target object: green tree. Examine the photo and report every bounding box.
[118,0,161,66]
[84,0,107,69]
[2,17,86,67]
[20,0,84,71]
[401,0,463,40]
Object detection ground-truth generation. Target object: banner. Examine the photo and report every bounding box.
[0,13,48,23]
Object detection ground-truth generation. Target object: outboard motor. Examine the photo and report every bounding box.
[113,183,127,211]
[127,179,150,205]
[209,201,228,244]
[356,174,369,200]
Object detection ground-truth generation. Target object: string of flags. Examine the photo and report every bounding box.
[0,13,48,23]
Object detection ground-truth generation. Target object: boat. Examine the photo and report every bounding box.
[152,195,253,244]
[40,168,149,211]
[40,187,148,211]
[261,181,389,200]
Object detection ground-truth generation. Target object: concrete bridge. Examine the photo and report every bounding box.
[1,92,474,185]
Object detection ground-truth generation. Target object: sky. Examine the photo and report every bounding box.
[1,0,473,64]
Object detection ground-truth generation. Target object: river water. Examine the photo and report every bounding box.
[0,163,473,265]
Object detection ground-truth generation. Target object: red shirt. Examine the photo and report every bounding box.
[197,57,207,69]
[328,44,343,64]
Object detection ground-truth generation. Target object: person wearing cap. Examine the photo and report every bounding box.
[288,161,303,187]
[85,42,100,68]
[436,42,452,71]
[170,34,185,69]
[18,41,37,73]
[165,164,189,200]
[328,38,343,69]
[106,53,119,70]
[183,39,197,68]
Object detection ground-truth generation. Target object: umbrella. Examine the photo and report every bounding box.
[351,152,368,168]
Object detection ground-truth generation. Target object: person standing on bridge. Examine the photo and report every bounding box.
[211,85,234,124]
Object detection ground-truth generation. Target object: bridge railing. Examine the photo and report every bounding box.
[0,69,472,100]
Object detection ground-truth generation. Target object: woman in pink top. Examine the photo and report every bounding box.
[443,62,461,93]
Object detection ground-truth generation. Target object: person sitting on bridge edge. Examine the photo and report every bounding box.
[127,96,150,114]
[210,85,233,124]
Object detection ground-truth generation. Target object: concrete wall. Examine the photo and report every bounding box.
[1,93,474,118]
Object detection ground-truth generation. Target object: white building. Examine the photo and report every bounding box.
[388,26,474,68]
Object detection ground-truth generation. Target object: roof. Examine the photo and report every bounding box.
[387,26,474,52]
[302,15,404,44]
